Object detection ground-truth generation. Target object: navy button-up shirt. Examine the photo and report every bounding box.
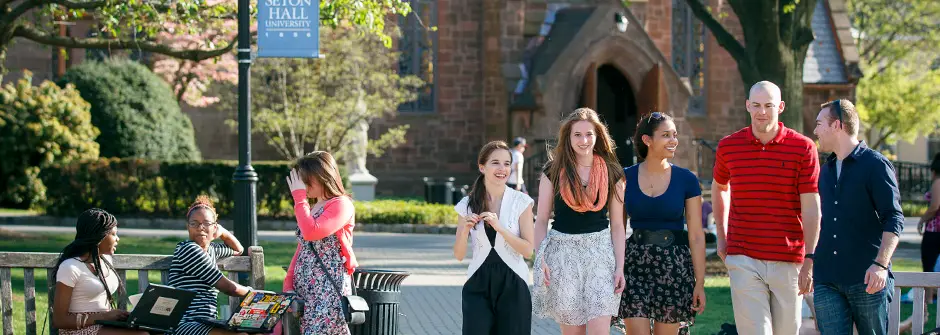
[814,141,904,285]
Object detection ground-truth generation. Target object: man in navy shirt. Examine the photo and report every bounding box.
[811,99,904,334]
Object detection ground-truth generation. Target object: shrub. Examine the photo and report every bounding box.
[0,71,100,208]
[57,59,201,161]
[37,158,459,224]
[355,200,456,224]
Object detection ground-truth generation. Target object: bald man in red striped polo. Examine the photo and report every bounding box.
[711,81,822,335]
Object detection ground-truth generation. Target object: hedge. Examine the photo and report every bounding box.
[39,158,457,224]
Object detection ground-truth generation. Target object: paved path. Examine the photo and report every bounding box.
[1,220,927,335]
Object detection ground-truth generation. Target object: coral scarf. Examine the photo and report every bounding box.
[559,154,609,212]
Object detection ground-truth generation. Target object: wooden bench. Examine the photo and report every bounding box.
[0,246,265,335]
[890,272,940,335]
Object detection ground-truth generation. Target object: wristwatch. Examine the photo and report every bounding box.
[805,253,815,260]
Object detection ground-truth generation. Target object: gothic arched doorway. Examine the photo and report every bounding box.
[579,64,638,167]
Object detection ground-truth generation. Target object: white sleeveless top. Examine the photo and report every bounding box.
[454,186,534,284]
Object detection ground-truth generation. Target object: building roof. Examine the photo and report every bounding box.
[804,0,858,84]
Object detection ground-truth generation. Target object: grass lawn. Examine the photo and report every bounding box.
[0,208,38,215]
[0,230,932,334]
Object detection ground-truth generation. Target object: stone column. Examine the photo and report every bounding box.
[347,96,378,201]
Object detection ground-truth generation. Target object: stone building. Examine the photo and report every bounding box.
[3,0,860,198]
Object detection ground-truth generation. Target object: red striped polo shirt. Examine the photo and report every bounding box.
[713,123,820,263]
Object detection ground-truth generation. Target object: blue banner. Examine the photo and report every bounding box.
[257,0,319,58]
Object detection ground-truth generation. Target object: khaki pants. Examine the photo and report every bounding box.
[725,255,801,335]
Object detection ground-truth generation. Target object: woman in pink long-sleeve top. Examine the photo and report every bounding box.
[282,151,358,335]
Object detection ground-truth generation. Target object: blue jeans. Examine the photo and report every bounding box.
[813,277,894,335]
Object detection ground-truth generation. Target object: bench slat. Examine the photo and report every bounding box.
[226,272,239,319]
[2,268,13,335]
[24,269,36,335]
[47,270,57,335]
[138,270,150,293]
[161,271,168,285]
[914,287,926,335]
[116,270,127,311]
[0,253,251,271]
[889,286,901,334]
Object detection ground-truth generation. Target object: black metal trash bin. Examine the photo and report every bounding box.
[422,177,455,204]
[350,269,411,335]
[453,184,469,202]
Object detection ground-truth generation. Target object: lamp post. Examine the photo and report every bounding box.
[234,0,258,248]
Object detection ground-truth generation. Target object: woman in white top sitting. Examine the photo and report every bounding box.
[52,208,146,335]
[452,140,536,334]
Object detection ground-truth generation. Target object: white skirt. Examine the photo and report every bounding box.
[532,227,621,325]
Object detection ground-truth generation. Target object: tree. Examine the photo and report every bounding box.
[152,22,238,107]
[222,26,423,160]
[856,64,940,150]
[58,59,202,161]
[683,0,817,133]
[0,70,100,208]
[0,0,412,81]
[847,0,940,149]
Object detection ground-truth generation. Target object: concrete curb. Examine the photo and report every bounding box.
[0,215,458,235]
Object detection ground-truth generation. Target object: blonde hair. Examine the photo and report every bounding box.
[294,151,347,199]
[545,108,624,206]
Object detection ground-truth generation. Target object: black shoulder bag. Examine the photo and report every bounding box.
[310,246,369,325]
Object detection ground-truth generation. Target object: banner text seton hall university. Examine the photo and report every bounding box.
[265,0,313,27]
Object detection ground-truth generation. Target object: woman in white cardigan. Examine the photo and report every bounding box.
[453,140,536,335]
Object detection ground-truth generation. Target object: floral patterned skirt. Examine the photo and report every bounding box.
[294,234,351,335]
[618,239,696,325]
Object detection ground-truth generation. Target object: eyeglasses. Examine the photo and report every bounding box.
[187,221,218,229]
[830,99,844,128]
[646,112,664,125]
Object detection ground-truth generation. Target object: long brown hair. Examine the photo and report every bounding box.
[467,141,512,215]
[545,107,624,206]
[293,151,347,200]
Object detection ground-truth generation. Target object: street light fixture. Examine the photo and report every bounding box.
[615,12,629,33]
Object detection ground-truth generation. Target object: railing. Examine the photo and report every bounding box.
[0,247,265,335]
[889,272,940,334]
[895,161,933,203]
[696,139,718,188]
[523,139,555,199]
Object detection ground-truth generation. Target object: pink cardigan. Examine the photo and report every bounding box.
[282,191,358,292]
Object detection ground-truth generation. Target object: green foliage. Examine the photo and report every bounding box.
[57,60,201,161]
[222,26,422,161]
[857,64,940,148]
[37,158,455,225]
[848,0,940,73]
[0,71,100,208]
[356,200,456,224]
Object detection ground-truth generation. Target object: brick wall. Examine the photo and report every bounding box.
[697,0,748,141]
[643,0,672,61]
[368,0,486,196]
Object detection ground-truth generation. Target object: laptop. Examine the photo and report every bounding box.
[96,283,195,333]
[197,290,297,334]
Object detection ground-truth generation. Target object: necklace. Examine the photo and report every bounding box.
[643,166,670,190]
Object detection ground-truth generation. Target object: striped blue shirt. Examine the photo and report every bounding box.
[166,241,234,323]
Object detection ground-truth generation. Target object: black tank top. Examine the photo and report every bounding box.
[551,193,609,234]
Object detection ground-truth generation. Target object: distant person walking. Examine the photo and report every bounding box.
[508,137,528,194]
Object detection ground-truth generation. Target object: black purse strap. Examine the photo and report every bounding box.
[309,243,356,297]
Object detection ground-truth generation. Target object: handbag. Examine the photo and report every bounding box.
[311,245,369,325]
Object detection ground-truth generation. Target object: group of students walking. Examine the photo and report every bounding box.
[453,80,906,335]
[46,79,907,335]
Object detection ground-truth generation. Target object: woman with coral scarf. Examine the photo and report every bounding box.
[532,108,627,335]
[280,151,358,335]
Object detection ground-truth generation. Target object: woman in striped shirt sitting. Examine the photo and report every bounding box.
[167,196,252,335]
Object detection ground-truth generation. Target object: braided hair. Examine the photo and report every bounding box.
[51,208,124,308]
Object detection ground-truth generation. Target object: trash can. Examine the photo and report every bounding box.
[453,184,469,202]
[422,177,455,204]
[350,269,411,335]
